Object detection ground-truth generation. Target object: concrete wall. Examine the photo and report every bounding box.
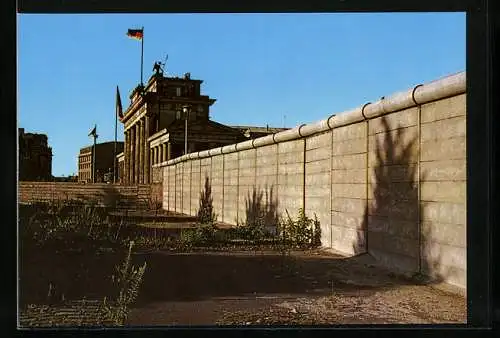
[154,72,467,289]
[19,182,152,209]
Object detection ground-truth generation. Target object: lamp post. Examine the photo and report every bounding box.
[182,105,190,155]
[88,125,98,184]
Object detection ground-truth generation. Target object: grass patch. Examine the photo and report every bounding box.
[19,201,147,327]
[19,194,323,326]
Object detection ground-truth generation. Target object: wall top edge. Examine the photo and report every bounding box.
[160,71,465,167]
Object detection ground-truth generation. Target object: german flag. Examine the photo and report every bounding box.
[127,28,143,40]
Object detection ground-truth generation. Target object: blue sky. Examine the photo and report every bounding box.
[17,13,465,176]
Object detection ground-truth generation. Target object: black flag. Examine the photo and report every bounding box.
[116,86,123,119]
[88,125,97,137]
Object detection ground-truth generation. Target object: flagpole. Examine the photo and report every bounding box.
[141,26,144,86]
[114,88,118,184]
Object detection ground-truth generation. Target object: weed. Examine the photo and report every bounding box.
[103,241,147,326]
[277,209,321,248]
[180,225,217,248]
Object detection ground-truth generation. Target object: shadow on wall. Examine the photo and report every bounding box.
[355,115,452,284]
[243,185,279,233]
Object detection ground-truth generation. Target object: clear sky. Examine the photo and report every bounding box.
[17,13,465,177]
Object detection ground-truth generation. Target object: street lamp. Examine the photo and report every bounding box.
[182,105,190,155]
[88,124,98,184]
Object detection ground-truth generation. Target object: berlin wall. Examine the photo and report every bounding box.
[155,71,467,289]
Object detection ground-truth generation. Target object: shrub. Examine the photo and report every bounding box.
[180,225,217,248]
[20,202,127,255]
[277,208,321,248]
[197,177,217,225]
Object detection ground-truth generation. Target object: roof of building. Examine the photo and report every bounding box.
[166,119,244,135]
[79,141,124,153]
[19,130,48,139]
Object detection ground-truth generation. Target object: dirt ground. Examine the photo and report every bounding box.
[126,249,466,325]
[19,205,467,327]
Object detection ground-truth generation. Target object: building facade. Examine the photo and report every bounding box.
[117,152,125,184]
[19,128,53,181]
[78,141,124,183]
[118,69,289,185]
[119,72,238,184]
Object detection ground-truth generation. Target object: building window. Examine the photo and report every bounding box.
[176,87,181,97]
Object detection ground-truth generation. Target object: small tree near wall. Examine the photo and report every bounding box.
[197,176,217,225]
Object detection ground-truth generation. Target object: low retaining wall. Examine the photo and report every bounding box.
[18,182,152,209]
[156,71,467,289]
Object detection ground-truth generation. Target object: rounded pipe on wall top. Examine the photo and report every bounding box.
[221,144,237,154]
[363,99,387,120]
[252,134,276,148]
[188,152,199,160]
[413,71,466,104]
[328,107,365,129]
[273,124,304,143]
[411,84,424,105]
[360,102,371,120]
[235,139,254,151]
[326,71,465,131]
[376,87,422,116]
[326,113,337,129]
[302,119,330,137]
[198,149,210,159]
[209,147,223,156]
[297,124,308,137]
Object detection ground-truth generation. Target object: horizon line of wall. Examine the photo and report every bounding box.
[155,71,467,289]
